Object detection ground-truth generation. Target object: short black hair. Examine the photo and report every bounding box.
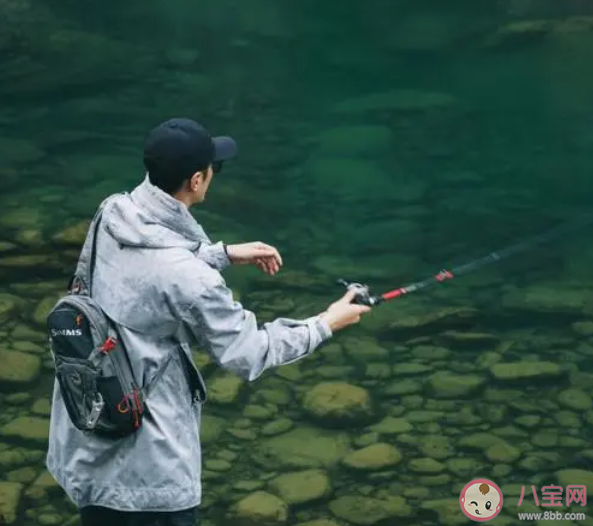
[142,118,237,194]
[145,157,208,194]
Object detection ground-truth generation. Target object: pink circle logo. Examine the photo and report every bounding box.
[459,478,503,521]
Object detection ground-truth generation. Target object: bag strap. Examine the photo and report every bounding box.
[87,209,104,296]
[69,195,121,295]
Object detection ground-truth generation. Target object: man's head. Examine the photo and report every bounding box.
[143,118,237,206]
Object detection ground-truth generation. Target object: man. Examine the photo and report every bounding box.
[47,117,371,526]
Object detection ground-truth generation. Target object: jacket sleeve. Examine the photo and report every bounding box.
[174,267,333,381]
[194,241,231,271]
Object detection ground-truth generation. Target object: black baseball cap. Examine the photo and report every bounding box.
[143,118,237,179]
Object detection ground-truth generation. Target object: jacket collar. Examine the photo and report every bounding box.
[130,174,210,245]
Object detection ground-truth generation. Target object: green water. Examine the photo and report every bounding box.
[2,0,593,524]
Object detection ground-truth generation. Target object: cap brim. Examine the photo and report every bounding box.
[213,136,237,162]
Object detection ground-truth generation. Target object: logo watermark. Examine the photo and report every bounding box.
[518,511,586,521]
[460,480,587,522]
[460,479,504,521]
[518,484,587,507]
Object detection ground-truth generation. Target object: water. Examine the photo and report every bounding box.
[2,0,593,524]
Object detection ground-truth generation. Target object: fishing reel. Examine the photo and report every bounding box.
[336,279,382,306]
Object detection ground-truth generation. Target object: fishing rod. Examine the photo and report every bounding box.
[338,212,593,307]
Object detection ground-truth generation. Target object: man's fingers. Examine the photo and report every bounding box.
[257,258,279,276]
[341,288,359,303]
[254,244,282,266]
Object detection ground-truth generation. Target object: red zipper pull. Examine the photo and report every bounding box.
[100,337,117,354]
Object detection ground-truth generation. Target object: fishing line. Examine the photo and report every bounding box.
[338,211,593,306]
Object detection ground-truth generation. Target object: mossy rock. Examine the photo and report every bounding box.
[51,220,90,247]
[421,499,469,526]
[207,373,244,405]
[342,443,401,471]
[0,481,24,525]
[329,495,412,525]
[32,294,62,326]
[388,307,479,336]
[230,491,288,525]
[0,417,50,445]
[268,469,332,505]
[302,382,375,427]
[557,388,592,411]
[252,427,351,470]
[489,361,564,382]
[0,293,23,323]
[0,349,42,388]
[428,371,485,398]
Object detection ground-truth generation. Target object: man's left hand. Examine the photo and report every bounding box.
[225,242,283,275]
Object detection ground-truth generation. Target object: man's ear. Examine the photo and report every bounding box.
[190,171,204,190]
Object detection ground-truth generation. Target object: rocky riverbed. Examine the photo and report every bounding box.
[1,254,593,525]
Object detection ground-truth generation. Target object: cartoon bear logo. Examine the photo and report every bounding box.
[460,478,503,521]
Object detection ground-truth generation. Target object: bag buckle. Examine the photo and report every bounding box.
[87,392,104,428]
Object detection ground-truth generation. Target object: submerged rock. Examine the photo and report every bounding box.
[439,331,498,348]
[421,499,469,526]
[313,126,394,158]
[408,457,446,473]
[484,440,522,464]
[557,388,592,411]
[342,443,402,471]
[252,427,351,470]
[446,457,485,477]
[331,89,456,115]
[0,481,24,525]
[388,307,479,336]
[392,363,432,375]
[0,417,49,444]
[51,220,90,247]
[502,284,593,314]
[343,338,390,361]
[572,321,593,336]
[0,447,44,470]
[489,361,564,381]
[556,468,593,491]
[0,139,44,166]
[32,294,61,326]
[302,382,375,426]
[368,416,413,435]
[230,491,288,525]
[207,374,244,405]
[0,293,22,323]
[268,469,332,505]
[260,418,293,437]
[486,17,593,49]
[428,371,485,398]
[0,349,41,387]
[0,241,17,252]
[329,495,412,525]
[418,435,453,459]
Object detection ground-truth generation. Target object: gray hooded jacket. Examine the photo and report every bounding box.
[46,175,332,511]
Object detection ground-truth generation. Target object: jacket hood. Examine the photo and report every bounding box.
[103,175,211,250]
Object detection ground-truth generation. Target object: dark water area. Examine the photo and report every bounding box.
[2,0,593,525]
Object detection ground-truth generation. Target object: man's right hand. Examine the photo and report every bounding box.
[319,288,371,332]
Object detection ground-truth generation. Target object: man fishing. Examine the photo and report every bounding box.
[46,117,370,526]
